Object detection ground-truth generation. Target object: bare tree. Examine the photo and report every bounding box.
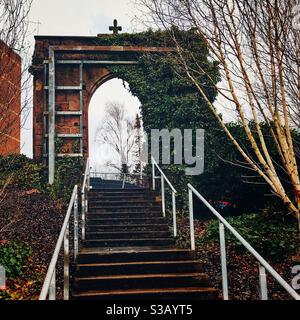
[95,101,139,173]
[137,0,300,226]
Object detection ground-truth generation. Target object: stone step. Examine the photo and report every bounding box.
[87,211,163,219]
[73,272,209,291]
[89,188,147,193]
[76,260,202,277]
[72,286,218,300]
[86,224,169,232]
[77,249,197,264]
[85,231,171,240]
[86,217,166,225]
[83,238,175,249]
[89,200,156,206]
[89,205,162,212]
[89,191,154,196]
[89,196,156,203]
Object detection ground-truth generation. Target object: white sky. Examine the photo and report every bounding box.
[89,79,141,172]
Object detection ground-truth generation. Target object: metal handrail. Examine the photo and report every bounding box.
[151,156,177,237]
[81,158,90,240]
[151,157,177,193]
[39,185,78,300]
[122,173,126,189]
[187,183,300,301]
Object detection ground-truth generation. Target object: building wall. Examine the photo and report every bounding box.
[0,40,21,155]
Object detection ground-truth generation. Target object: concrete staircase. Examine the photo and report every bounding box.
[71,181,218,300]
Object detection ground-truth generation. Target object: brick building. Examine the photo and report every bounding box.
[0,39,21,155]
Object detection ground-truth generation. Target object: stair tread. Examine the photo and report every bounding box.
[86,231,169,235]
[86,224,168,228]
[88,211,162,214]
[90,200,153,203]
[89,207,161,209]
[73,286,217,297]
[84,238,173,242]
[77,260,198,267]
[87,216,166,221]
[80,248,193,254]
[75,272,207,281]
[90,189,147,192]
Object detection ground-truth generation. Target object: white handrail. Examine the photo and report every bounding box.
[39,185,78,300]
[151,157,177,193]
[81,158,90,240]
[151,156,177,237]
[81,158,90,194]
[187,183,300,301]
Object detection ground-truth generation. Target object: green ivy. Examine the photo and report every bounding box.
[0,242,32,279]
[47,157,83,203]
[199,213,299,262]
[0,155,45,191]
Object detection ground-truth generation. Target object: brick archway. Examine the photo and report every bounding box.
[30,35,173,183]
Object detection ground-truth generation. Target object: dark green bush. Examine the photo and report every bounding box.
[0,242,32,279]
[198,213,299,262]
[0,155,45,191]
[48,157,83,203]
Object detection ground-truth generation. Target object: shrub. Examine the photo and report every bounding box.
[199,213,299,262]
[0,242,32,279]
[47,157,83,203]
[0,155,45,191]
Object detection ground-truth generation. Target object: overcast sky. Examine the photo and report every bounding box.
[22,0,142,171]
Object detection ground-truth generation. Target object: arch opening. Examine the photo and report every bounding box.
[88,78,142,174]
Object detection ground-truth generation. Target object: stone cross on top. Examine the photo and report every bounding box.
[109,19,122,35]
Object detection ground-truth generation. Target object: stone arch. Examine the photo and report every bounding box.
[30,35,173,182]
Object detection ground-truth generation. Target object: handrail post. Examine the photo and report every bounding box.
[64,223,69,300]
[82,191,86,240]
[219,222,229,300]
[259,264,268,300]
[172,191,177,237]
[49,270,56,300]
[161,176,165,217]
[87,160,90,190]
[122,173,126,189]
[152,160,155,190]
[74,188,79,262]
[188,188,195,250]
[140,163,143,186]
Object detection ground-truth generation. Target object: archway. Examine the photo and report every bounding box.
[30,34,173,183]
[88,78,141,173]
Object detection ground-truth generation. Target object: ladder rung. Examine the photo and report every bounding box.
[43,153,83,158]
[44,86,82,90]
[43,60,138,65]
[57,111,82,115]
[44,134,82,138]
[44,111,82,116]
